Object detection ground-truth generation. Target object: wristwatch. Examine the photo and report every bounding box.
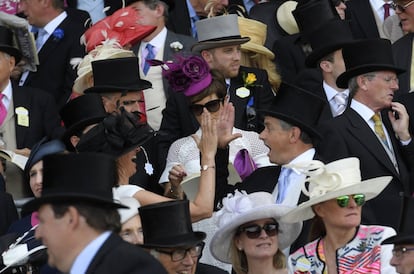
[200,165,215,171]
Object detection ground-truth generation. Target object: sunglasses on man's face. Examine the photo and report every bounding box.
[237,223,279,239]
[336,194,366,208]
[391,0,414,12]
[189,98,224,116]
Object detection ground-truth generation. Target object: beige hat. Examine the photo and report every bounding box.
[72,43,135,94]
[276,1,299,35]
[238,17,275,60]
[117,197,141,224]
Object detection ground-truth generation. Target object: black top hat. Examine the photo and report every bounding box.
[139,200,206,248]
[60,94,108,151]
[0,25,21,63]
[76,110,155,157]
[83,56,152,94]
[336,39,405,88]
[293,0,339,41]
[22,153,126,213]
[305,19,355,67]
[382,196,414,245]
[259,82,325,139]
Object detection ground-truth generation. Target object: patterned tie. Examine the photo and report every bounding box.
[35,28,47,52]
[0,94,7,126]
[143,43,155,75]
[372,113,389,147]
[333,92,347,116]
[276,168,291,204]
[383,3,391,20]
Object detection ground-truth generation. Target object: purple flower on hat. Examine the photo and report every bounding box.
[52,28,64,41]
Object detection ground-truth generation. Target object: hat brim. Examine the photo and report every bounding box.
[336,65,405,89]
[83,80,153,94]
[22,193,128,213]
[306,42,352,68]
[210,204,302,263]
[259,109,322,140]
[0,46,22,64]
[242,42,274,60]
[382,233,414,245]
[281,176,392,223]
[140,231,206,249]
[62,116,107,147]
[191,37,250,53]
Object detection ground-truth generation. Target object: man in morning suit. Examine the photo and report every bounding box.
[18,0,87,108]
[317,38,414,230]
[22,153,168,274]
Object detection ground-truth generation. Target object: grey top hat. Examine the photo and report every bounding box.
[191,14,250,53]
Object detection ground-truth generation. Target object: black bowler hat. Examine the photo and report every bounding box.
[305,19,354,67]
[22,153,126,213]
[60,94,107,151]
[0,25,21,63]
[84,57,152,94]
[382,196,414,245]
[336,39,405,88]
[259,82,325,139]
[139,200,206,248]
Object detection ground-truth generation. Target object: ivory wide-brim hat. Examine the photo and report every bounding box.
[192,14,250,53]
[276,1,299,35]
[117,196,141,224]
[210,191,302,263]
[238,17,274,60]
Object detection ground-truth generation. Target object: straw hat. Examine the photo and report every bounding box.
[276,1,299,35]
[210,191,302,263]
[281,157,392,223]
[237,17,274,60]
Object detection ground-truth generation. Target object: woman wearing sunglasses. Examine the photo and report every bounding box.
[281,157,397,273]
[210,190,301,274]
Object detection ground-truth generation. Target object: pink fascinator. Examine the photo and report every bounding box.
[82,6,156,52]
[149,55,212,97]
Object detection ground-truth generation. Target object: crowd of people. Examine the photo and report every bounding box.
[0,0,413,273]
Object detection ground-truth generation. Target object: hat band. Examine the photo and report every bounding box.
[198,35,243,43]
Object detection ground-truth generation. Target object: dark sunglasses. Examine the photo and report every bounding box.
[237,223,279,239]
[189,98,223,116]
[391,0,414,12]
[336,194,366,208]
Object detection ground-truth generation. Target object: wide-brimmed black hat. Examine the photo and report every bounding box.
[84,56,152,94]
[306,19,354,67]
[259,82,325,139]
[139,200,206,248]
[76,110,155,157]
[382,196,414,245]
[336,39,405,88]
[0,25,21,63]
[191,14,250,53]
[60,94,107,151]
[23,153,126,213]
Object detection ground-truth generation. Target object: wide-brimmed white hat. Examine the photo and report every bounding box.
[117,197,141,224]
[210,191,302,263]
[281,157,392,223]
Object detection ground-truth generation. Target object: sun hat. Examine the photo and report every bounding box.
[210,190,302,263]
[237,17,274,60]
[117,197,141,224]
[382,196,414,245]
[0,25,21,63]
[280,157,392,223]
[191,14,250,53]
[336,38,405,88]
[276,1,299,35]
[22,153,127,213]
[139,200,206,248]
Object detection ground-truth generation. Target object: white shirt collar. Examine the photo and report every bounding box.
[350,99,376,123]
[42,11,67,36]
[323,81,349,101]
[287,148,316,173]
[142,27,167,50]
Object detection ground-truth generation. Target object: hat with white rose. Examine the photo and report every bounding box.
[210,191,302,263]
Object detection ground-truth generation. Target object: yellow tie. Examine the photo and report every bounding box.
[372,113,388,146]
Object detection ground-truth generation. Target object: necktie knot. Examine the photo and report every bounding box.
[333,92,347,116]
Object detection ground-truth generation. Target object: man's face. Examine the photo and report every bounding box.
[330,50,346,81]
[202,45,241,78]
[118,91,147,123]
[155,245,201,274]
[101,92,122,113]
[395,0,414,33]
[130,1,160,27]
[390,244,414,274]
[19,0,44,27]
[0,52,14,88]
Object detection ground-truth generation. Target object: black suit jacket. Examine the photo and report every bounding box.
[12,84,62,149]
[167,0,192,37]
[0,175,18,236]
[85,233,167,274]
[317,108,414,229]
[345,0,380,39]
[393,33,413,97]
[22,13,87,108]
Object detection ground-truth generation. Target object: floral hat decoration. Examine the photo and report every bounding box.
[149,55,212,97]
[210,190,302,263]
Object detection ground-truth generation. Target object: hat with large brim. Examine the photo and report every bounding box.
[305,19,354,67]
[191,14,250,53]
[0,25,22,63]
[259,82,325,140]
[139,200,206,248]
[60,93,108,151]
[336,38,405,88]
[210,191,302,263]
[84,56,152,94]
[281,157,392,223]
[238,17,274,60]
[276,1,299,35]
[382,196,414,245]
[23,153,127,213]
